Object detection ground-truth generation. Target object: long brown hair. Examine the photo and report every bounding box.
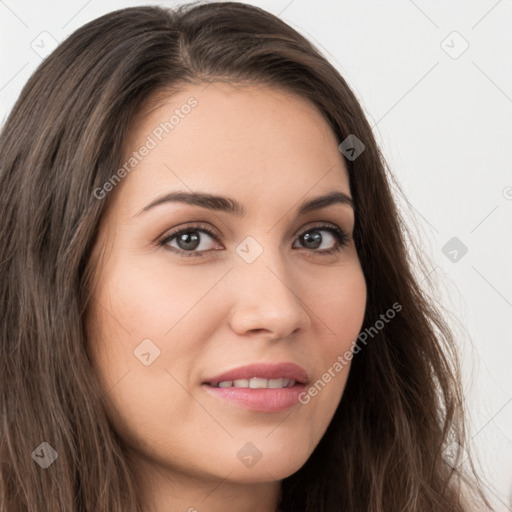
[0,2,495,511]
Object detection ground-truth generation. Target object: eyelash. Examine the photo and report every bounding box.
[158,222,350,258]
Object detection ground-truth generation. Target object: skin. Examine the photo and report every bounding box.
[85,82,367,512]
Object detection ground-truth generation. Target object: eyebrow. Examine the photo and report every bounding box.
[135,190,354,218]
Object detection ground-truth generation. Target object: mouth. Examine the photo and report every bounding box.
[205,377,299,389]
[201,362,309,412]
[202,361,309,388]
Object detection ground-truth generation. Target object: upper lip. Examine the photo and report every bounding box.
[203,362,309,386]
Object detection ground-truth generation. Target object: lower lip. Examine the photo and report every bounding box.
[202,383,306,412]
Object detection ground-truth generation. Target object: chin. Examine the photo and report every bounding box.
[227,448,310,483]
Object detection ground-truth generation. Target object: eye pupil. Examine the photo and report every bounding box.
[301,231,322,249]
[178,231,200,250]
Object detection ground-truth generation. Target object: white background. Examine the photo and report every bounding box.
[1,0,511,509]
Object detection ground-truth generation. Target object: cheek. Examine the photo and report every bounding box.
[317,262,367,353]
[299,264,366,429]
[85,263,218,458]
[85,254,229,420]
[93,255,228,344]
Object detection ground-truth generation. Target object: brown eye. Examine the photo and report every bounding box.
[159,224,222,257]
[293,224,349,254]
[159,222,349,258]
[169,230,208,251]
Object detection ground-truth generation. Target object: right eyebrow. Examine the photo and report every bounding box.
[134,191,246,217]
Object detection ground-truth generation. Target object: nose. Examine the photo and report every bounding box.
[226,246,311,340]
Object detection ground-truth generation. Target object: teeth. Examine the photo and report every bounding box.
[249,377,268,389]
[214,377,297,389]
[268,378,285,388]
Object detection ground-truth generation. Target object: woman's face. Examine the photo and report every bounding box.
[86,82,366,497]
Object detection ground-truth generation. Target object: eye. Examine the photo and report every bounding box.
[158,222,350,257]
[293,224,350,254]
[159,222,221,257]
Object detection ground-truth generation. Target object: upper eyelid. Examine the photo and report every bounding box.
[159,222,221,243]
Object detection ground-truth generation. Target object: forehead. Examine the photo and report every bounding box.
[116,82,350,213]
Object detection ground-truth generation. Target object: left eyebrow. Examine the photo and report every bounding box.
[297,191,354,214]
[134,190,354,218]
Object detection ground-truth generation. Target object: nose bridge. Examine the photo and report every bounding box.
[227,235,310,337]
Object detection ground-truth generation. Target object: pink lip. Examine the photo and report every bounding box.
[201,362,309,413]
[202,362,309,386]
[202,383,306,412]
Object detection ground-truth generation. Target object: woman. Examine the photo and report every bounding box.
[0,2,495,511]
